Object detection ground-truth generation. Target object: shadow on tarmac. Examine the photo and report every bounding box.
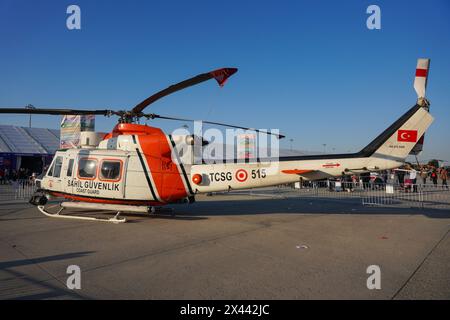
[0,251,94,300]
[172,196,450,220]
[2,196,449,223]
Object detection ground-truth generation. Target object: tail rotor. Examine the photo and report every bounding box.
[414,58,430,107]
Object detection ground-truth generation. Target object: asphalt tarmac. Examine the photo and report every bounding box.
[0,194,449,299]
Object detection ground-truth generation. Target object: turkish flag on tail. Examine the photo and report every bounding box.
[397,130,418,142]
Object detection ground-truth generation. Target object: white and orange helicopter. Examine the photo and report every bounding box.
[0,59,433,223]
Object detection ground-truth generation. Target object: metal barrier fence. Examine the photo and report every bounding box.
[360,183,450,209]
[0,182,37,202]
[220,181,450,210]
[1,179,448,210]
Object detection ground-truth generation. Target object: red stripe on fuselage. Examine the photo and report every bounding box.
[137,129,188,202]
[102,123,189,203]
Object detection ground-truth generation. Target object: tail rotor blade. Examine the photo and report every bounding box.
[414,58,430,103]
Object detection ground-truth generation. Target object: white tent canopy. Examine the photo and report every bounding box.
[0,125,59,154]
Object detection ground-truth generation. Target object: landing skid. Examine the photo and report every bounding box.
[37,205,127,224]
[36,200,176,223]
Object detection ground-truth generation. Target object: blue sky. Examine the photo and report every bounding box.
[1,0,449,162]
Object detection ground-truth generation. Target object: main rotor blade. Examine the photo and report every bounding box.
[132,68,238,115]
[0,108,114,116]
[150,114,285,139]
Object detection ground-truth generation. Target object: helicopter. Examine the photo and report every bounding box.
[0,59,433,223]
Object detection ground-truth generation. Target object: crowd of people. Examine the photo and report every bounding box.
[0,167,41,186]
[398,165,449,190]
[332,165,449,192]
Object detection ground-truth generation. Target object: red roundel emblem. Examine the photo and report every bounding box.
[235,169,248,182]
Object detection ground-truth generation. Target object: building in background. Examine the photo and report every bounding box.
[60,115,95,149]
[0,125,60,174]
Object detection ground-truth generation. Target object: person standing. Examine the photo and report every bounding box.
[397,170,405,188]
[440,167,448,189]
[361,172,371,189]
[410,168,418,192]
[340,172,346,192]
[431,168,438,187]
[420,168,428,185]
[382,171,388,184]
[345,173,353,192]
[389,170,395,184]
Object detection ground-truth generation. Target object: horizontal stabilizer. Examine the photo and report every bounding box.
[410,134,425,155]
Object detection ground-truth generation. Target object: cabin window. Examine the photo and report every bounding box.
[67,159,74,177]
[100,160,122,181]
[78,158,97,179]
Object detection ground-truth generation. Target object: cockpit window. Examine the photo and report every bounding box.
[47,156,63,177]
[78,158,97,179]
[100,161,122,181]
[53,157,63,178]
[47,161,54,176]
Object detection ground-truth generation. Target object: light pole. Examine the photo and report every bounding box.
[25,104,36,128]
[289,138,294,151]
[322,143,327,153]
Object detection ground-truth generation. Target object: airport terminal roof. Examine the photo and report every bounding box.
[0,125,60,155]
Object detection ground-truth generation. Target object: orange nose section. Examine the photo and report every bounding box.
[192,174,202,185]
